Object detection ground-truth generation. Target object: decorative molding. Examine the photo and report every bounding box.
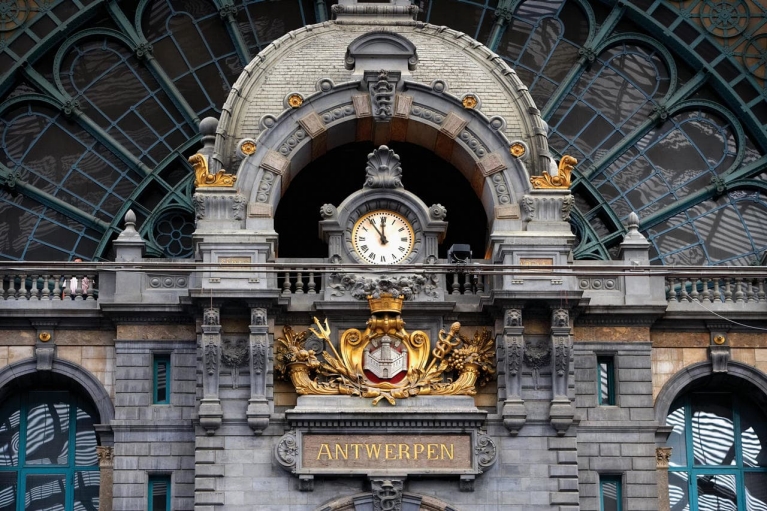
[255,171,276,203]
[278,127,307,156]
[474,434,497,471]
[491,173,511,205]
[275,432,299,472]
[530,155,576,189]
[320,104,355,124]
[232,193,246,221]
[147,275,188,289]
[523,339,550,390]
[371,479,404,511]
[298,111,326,138]
[460,129,488,159]
[363,145,403,189]
[328,273,439,300]
[429,204,447,221]
[260,149,289,175]
[561,194,574,221]
[204,339,219,377]
[410,104,445,124]
[189,153,236,188]
[367,70,398,121]
[440,112,468,139]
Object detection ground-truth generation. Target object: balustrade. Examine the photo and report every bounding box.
[0,273,97,301]
[665,276,767,304]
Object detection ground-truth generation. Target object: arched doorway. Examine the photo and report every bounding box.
[316,490,461,511]
[274,142,488,259]
[0,372,103,510]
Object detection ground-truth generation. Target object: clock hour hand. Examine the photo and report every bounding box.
[368,218,387,244]
[380,217,388,245]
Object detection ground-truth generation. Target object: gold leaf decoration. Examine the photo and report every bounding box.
[510,142,526,157]
[530,154,577,189]
[189,153,237,188]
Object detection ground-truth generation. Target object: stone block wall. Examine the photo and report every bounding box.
[574,342,658,511]
[112,339,197,510]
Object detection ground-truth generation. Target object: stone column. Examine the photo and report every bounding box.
[96,446,113,511]
[247,307,270,433]
[549,308,575,435]
[199,307,223,435]
[501,308,526,434]
[656,447,672,511]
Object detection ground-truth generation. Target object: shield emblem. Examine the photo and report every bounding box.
[363,335,408,384]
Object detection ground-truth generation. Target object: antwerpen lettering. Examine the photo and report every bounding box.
[316,443,454,461]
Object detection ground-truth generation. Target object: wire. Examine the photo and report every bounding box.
[692,298,767,332]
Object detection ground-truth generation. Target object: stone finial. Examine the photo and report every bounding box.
[622,211,649,244]
[199,117,218,148]
[117,210,142,240]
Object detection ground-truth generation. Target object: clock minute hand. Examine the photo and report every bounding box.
[368,218,387,244]
[380,217,388,245]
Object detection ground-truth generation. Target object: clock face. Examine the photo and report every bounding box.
[351,210,415,264]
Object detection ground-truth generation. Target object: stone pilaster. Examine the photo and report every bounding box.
[549,308,575,435]
[96,446,113,511]
[501,308,526,434]
[199,307,223,435]
[656,447,672,511]
[247,307,271,433]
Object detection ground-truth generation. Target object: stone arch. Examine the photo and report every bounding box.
[0,357,115,426]
[236,82,531,235]
[654,360,767,424]
[317,491,461,511]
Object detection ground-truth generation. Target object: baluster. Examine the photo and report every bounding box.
[689,279,699,301]
[28,274,39,300]
[476,274,484,294]
[724,278,733,302]
[52,274,62,301]
[759,278,766,302]
[307,272,317,294]
[85,275,95,301]
[451,273,460,295]
[667,278,677,302]
[734,277,744,303]
[41,275,50,300]
[282,271,292,295]
[74,273,84,301]
[296,271,305,294]
[701,278,710,303]
[680,279,690,302]
[747,279,756,303]
[713,278,721,303]
[1,276,7,300]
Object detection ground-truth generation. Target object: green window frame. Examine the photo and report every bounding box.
[0,390,100,510]
[153,354,171,405]
[148,474,171,511]
[596,356,616,406]
[599,475,622,511]
[666,392,767,510]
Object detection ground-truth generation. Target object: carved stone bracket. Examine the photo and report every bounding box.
[371,478,404,511]
[275,431,299,472]
[364,70,400,122]
[501,308,526,435]
[474,434,497,471]
[200,307,223,435]
[247,307,270,434]
[656,447,672,469]
[328,273,439,300]
[709,345,731,373]
[549,309,575,436]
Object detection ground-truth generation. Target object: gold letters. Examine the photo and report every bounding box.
[316,442,455,461]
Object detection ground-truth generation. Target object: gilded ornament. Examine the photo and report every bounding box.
[189,153,236,188]
[462,95,478,109]
[38,332,51,342]
[274,294,496,405]
[530,155,577,189]
[240,140,256,155]
[510,143,526,158]
[713,335,726,345]
[287,93,304,108]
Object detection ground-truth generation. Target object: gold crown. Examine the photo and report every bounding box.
[368,293,404,314]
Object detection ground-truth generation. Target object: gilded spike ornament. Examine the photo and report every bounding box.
[275,294,496,405]
[189,153,237,188]
[530,155,577,189]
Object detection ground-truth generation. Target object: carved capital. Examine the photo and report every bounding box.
[96,446,114,468]
[656,447,672,469]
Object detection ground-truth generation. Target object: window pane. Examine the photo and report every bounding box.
[25,394,70,466]
[668,471,690,511]
[73,471,99,510]
[24,474,65,510]
[75,406,98,466]
[149,476,170,511]
[0,473,17,511]
[597,357,614,405]
[696,474,737,511]
[741,400,767,467]
[601,478,620,511]
[745,472,767,511]
[154,356,171,404]
[0,395,20,466]
[691,394,735,466]
[666,403,687,467]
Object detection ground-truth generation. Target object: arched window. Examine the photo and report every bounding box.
[666,392,767,510]
[0,389,100,510]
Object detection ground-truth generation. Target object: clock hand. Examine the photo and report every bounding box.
[368,218,387,244]
[379,217,388,245]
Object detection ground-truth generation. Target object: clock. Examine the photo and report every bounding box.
[351,209,415,264]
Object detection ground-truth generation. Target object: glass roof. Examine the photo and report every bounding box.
[0,0,766,264]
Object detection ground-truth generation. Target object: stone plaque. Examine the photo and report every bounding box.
[302,434,472,472]
[520,258,553,272]
[219,257,251,264]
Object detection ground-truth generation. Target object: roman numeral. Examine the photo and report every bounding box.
[380,255,386,262]
[362,226,368,232]
[398,227,405,232]
[358,236,366,241]
[369,252,376,260]
[401,237,408,242]
[360,245,368,252]
[398,247,405,252]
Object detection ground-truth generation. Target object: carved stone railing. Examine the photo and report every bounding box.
[0,272,97,301]
[665,275,767,304]
[275,262,322,295]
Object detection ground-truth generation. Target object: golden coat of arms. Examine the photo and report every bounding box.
[275,294,495,405]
